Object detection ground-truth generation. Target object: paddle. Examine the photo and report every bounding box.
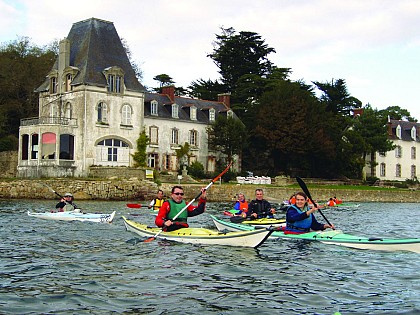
[145,161,233,242]
[126,203,143,208]
[41,183,80,212]
[295,176,335,230]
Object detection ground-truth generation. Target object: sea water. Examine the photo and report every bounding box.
[0,200,419,314]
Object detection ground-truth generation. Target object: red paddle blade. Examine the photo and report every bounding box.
[126,203,142,208]
[144,237,155,243]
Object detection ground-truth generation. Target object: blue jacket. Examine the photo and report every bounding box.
[286,204,325,232]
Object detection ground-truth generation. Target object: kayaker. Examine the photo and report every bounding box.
[233,193,248,217]
[326,198,336,207]
[55,193,78,212]
[155,185,207,231]
[248,189,275,219]
[285,191,335,233]
[148,189,165,211]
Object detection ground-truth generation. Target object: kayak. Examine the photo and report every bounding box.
[230,216,286,229]
[122,216,273,248]
[210,215,420,253]
[28,210,116,223]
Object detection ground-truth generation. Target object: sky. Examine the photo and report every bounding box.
[1,0,419,119]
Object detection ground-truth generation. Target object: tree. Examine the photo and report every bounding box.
[351,105,395,177]
[175,142,190,170]
[131,129,149,167]
[253,80,336,176]
[207,115,247,163]
[187,78,226,100]
[121,38,143,81]
[378,105,417,122]
[0,36,56,150]
[208,27,276,91]
[313,79,362,116]
[153,74,175,87]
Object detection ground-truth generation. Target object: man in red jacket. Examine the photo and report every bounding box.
[155,185,207,232]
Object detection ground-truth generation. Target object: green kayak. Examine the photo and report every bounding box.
[210,215,420,253]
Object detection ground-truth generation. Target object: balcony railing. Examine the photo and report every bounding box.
[20,116,78,127]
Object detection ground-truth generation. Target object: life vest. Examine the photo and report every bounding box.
[167,199,188,223]
[235,200,249,211]
[286,204,312,232]
[326,200,336,207]
[152,198,164,211]
[62,203,76,212]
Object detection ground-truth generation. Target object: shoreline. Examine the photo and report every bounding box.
[0,179,419,203]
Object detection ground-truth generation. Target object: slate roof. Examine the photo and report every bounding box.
[144,92,236,123]
[389,119,420,142]
[37,18,144,92]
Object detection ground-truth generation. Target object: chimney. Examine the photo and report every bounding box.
[162,86,175,103]
[218,93,231,108]
[58,38,70,93]
[386,117,393,137]
[353,108,363,117]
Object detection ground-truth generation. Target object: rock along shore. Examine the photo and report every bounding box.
[0,179,419,203]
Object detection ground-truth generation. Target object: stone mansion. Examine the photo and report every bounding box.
[17,18,238,178]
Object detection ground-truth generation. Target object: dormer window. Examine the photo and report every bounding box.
[151,100,158,116]
[103,67,124,94]
[227,110,233,119]
[396,125,402,139]
[65,74,73,92]
[411,126,416,140]
[50,77,57,94]
[209,108,215,122]
[190,106,197,120]
[172,104,179,118]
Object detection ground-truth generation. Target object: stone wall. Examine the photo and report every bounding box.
[0,180,419,202]
[0,151,18,178]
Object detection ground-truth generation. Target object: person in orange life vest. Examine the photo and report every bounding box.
[333,196,343,204]
[233,193,248,217]
[148,189,165,211]
[155,185,207,232]
[286,191,335,233]
[326,198,336,207]
[289,194,296,205]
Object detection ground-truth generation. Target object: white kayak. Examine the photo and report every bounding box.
[122,216,273,248]
[27,210,116,223]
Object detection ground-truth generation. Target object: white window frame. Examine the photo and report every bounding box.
[396,164,401,177]
[151,100,158,116]
[396,125,402,139]
[190,106,197,120]
[121,104,132,125]
[98,102,108,123]
[209,108,215,122]
[411,126,416,140]
[171,128,179,144]
[189,129,198,147]
[149,126,159,145]
[380,163,386,177]
[172,104,179,118]
[395,146,402,158]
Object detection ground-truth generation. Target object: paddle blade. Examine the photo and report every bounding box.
[127,203,142,208]
[144,237,155,243]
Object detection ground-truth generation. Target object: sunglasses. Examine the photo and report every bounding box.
[173,192,184,196]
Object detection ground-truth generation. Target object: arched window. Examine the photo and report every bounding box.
[59,134,74,160]
[98,102,108,123]
[64,102,72,119]
[42,132,56,159]
[31,134,38,159]
[121,104,132,125]
[21,134,29,160]
[96,138,130,165]
[65,73,72,92]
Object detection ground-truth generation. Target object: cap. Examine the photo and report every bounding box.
[64,193,73,197]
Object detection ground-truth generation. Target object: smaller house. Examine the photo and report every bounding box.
[365,118,420,181]
[144,87,239,173]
